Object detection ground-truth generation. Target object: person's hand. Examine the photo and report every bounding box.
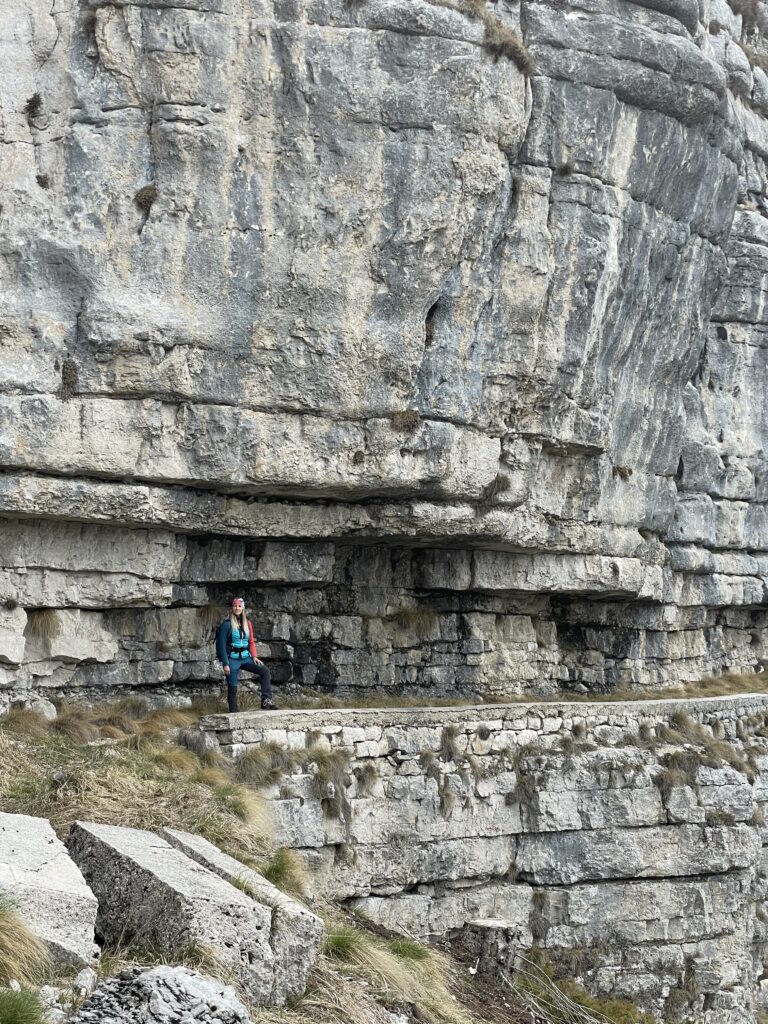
[223,666,230,676]
[254,658,264,666]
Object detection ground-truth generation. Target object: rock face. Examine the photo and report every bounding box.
[68,966,252,1024]
[201,695,768,1022]
[0,812,98,968]
[0,0,767,704]
[67,820,319,1007]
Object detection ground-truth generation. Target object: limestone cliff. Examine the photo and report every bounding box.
[1,0,767,701]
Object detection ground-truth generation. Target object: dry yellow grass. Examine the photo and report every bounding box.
[309,917,470,1024]
[0,710,271,864]
[0,894,52,986]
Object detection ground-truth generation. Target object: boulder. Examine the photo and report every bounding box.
[0,812,97,967]
[162,827,324,1004]
[68,966,251,1023]
[68,821,275,1006]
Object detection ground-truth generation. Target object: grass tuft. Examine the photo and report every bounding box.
[24,94,42,120]
[0,706,51,740]
[388,606,439,639]
[197,603,222,637]
[320,917,466,1024]
[389,937,430,961]
[261,847,308,895]
[439,724,464,763]
[0,989,46,1024]
[24,609,60,640]
[0,893,52,987]
[354,761,379,796]
[235,743,302,788]
[134,184,157,211]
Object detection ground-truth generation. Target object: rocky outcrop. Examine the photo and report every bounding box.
[0,812,98,968]
[67,820,320,1008]
[0,0,767,704]
[68,967,252,1024]
[161,827,324,1006]
[201,695,768,1022]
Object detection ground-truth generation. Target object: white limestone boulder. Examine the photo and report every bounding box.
[0,812,97,967]
[162,828,323,1005]
[68,821,275,1006]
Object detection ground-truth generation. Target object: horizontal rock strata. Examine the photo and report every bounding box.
[0,0,767,705]
[201,695,768,1022]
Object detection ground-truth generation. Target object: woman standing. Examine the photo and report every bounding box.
[215,597,277,713]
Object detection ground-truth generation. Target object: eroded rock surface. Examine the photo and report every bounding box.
[161,827,324,1006]
[0,0,767,704]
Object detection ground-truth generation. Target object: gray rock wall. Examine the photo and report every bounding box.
[1,0,768,703]
[201,695,768,1023]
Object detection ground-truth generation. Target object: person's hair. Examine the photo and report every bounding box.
[230,608,248,635]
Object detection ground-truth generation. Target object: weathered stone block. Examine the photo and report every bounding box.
[161,828,323,1005]
[68,822,275,1005]
[0,812,97,967]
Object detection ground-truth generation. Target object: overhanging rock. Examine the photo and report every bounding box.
[0,811,97,968]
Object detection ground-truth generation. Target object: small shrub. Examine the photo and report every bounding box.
[24,94,42,120]
[0,989,46,1024]
[24,609,60,640]
[134,184,157,212]
[439,724,463,763]
[483,17,535,74]
[390,410,421,432]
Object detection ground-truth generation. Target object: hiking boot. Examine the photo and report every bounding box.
[261,697,278,711]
